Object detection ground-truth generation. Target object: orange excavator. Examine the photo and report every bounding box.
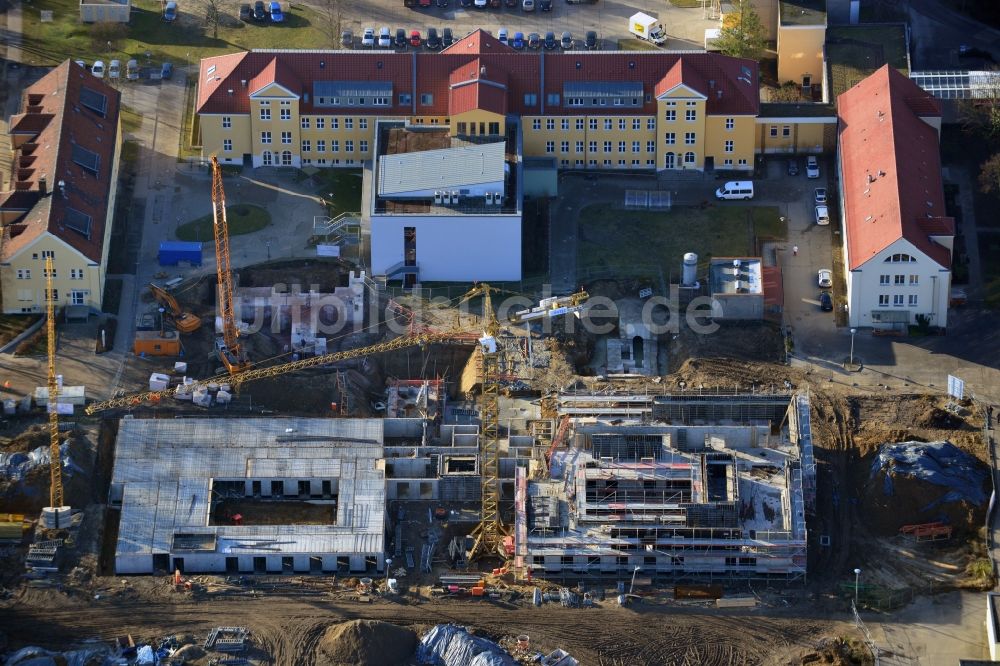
[148,283,201,334]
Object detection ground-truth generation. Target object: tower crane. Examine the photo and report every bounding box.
[44,257,65,527]
[210,156,249,374]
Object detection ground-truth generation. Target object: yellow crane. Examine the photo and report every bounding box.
[45,257,64,527]
[210,156,249,374]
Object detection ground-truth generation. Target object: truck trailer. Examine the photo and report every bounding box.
[629,12,666,46]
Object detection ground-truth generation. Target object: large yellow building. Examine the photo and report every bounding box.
[0,61,122,314]
[196,31,760,173]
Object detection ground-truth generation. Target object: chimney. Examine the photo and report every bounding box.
[38,176,47,196]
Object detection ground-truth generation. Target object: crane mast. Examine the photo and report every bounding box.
[210,156,248,373]
[45,257,63,523]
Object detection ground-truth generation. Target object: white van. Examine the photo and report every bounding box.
[715,180,754,200]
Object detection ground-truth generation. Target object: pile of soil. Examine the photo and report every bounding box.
[2,425,50,454]
[0,427,95,514]
[317,620,417,666]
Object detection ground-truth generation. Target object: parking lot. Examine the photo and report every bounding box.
[331,0,718,50]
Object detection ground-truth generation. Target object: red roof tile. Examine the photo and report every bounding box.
[448,58,508,115]
[197,45,758,118]
[762,266,783,308]
[1,60,120,264]
[837,65,952,271]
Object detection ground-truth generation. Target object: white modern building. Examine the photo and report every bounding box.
[368,121,522,284]
[838,65,954,331]
[110,418,386,575]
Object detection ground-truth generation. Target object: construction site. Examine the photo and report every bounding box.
[0,159,995,665]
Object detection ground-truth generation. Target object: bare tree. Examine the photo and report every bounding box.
[205,0,221,39]
[957,67,1000,143]
[318,0,344,48]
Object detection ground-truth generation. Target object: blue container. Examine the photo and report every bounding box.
[158,241,202,266]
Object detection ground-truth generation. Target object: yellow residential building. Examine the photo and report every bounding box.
[776,0,827,91]
[0,60,122,314]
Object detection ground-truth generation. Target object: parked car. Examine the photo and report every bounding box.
[814,187,827,204]
[585,30,598,50]
[497,28,508,45]
[362,27,375,47]
[126,59,140,81]
[490,0,501,7]
[410,29,422,47]
[566,0,597,4]
[475,0,487,7]
[806,155,820,178]
[163,0,177,21]
[268,1,283,22]
[539,0,551,10]
[527,32,541,49]
[253,0,267,20]
[511,31,525,49]
[378,26,391,47]
[395,28,407,48]
[787,159,799,176]
[108,59,121,79]
[442,27,454,46]
[815,205,830,226]
[160,62,174,80]
[817,269,833,289]
[818,291,833,312]
[560,31,573,49]
[419,0,431,6]
[504,0,518,7]
[436,0,449,7]
[74,59,87,70]
[426,27,442,50]
[460,0,473,7]
[239,3,251,21]
[91,60,105,78]
[543,31,557,50]
[341,29,353,47]
[522,0,535,10]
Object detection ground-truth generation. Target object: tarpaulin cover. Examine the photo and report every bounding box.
[5,646,110,666]
[417,624,516,666]
[871,441,988,506]
[0,443,80,481]
[136,644,156,664]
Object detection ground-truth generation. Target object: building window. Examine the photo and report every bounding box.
[879,294,889,306]
[576,119,585,130]
[331,140,339,152]
[738,159,748,165]
[724,140,734,153]
[665,101,676,107]
[604,119,613,130]
[685,109,696,121]
[782,125,791,137]
[222,116,232,129]
[301,117,310,129]
[879,275,890,285]
[909,295,918,306]
[647,118,655,130]
[686,101,696,107]
[646,140,655,153]
[893,294,904,307]
[44,267,56,278]
[223,139,233,152]
[684,132,695,145]
[909,275,919,285]
[330,118,339,130]
[684,151,695,164]
[360,118,368,129]
[725,117,734,130]
[576,141,584,153]
[561,141,569,153]
[399,93,411,106]
[71,269,83,280]
[561,119,569,130]
[280,107,291,120]
[885,253,916,263]
[545,141,555,153]
[360,140,368,152]
[533,119,541,130]
[259,102,271,120]
[345,118,354,130]
[588,159,597,166]
[603,141,612,153]
[724,159,733,165]
[894,274,905,285]
[618,141,626,153]
[618,119,626,130]
[421,93,434,105]
[46,289,58,302]
[16,269,30,279]
[281,150,292,166]
[261,131,272,144]
[604,159,612,166]
[546,119,555,130]
[345,140,354,152]
[769,125,777,137]
[70,290,87,305]
[317,140,326,152]
[589,118,598,130]
[632,118,641,130]
[588,141,597,152]
[665,110,676,122]
[281,131,292,144]
[664,132,676,145]
[632,141,640,152]
[262,150,273,165]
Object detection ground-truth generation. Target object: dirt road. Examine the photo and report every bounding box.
[0,592,845,665]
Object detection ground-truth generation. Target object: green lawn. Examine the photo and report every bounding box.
[21,0,336,67]
[668,0,703,6]
[311,169,363,217]
[176,203,270,242]
[577,204,784,280]
[616,38,658,51]
[0,314,42,347]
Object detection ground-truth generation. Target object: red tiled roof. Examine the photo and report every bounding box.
[837,65,952,271]
[762,266,783,308]
[0,60,120,263]
[197,35,759,118]
[448,58,509,115]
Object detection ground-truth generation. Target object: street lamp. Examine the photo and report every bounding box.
[853,567,862,605]
[266,241,271,260]
[849,328,857,366]
[385,557,392,589]
[629,565,641,595]
[158,307,166,336]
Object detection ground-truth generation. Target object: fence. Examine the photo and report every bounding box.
[851,600,881,665]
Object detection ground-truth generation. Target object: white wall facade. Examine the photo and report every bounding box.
[844,237,951,328]
[371,214,522,282]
